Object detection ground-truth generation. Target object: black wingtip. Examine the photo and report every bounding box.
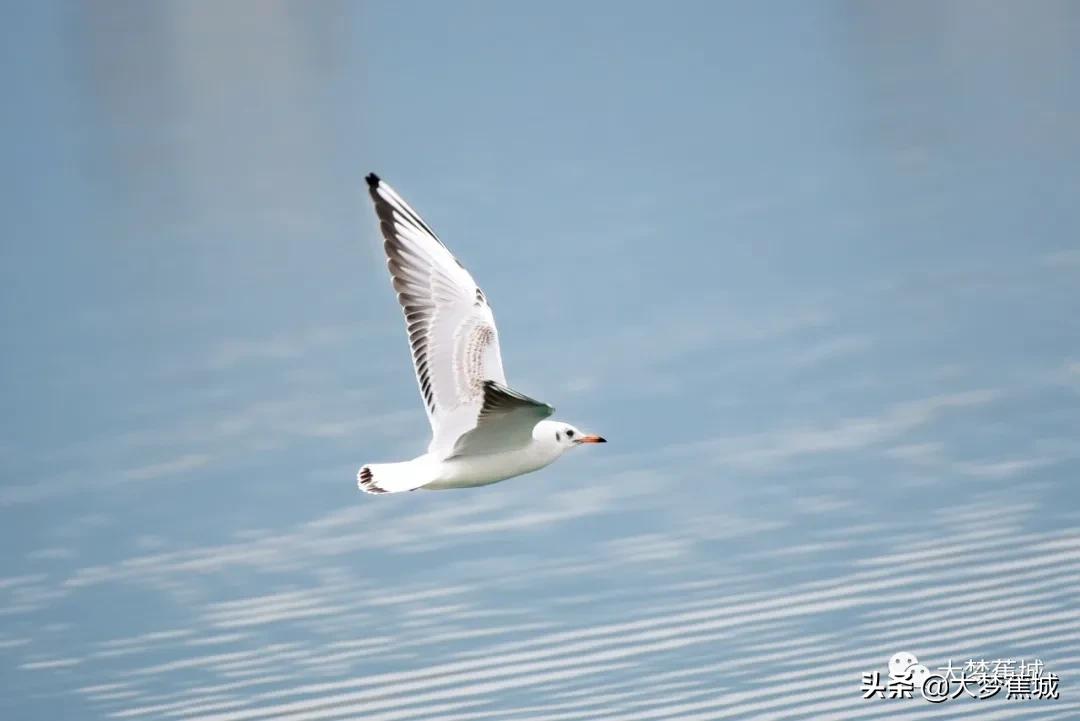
[365,173,381,189]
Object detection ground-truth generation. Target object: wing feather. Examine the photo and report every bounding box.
[367,174,521,458]
[451,381,554,457]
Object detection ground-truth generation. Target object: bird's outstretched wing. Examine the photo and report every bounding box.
[367,174,525,458]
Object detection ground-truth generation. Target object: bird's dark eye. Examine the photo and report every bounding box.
[566,429,575,438]
[555,432,561,441]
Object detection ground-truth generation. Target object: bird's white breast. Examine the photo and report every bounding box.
[424,440,561,490]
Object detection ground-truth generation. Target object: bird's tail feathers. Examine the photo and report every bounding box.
[357,460,431,494]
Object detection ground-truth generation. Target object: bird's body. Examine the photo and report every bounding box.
[358,174,604,494]
[362,427,563,493]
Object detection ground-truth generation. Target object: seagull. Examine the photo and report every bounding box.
[358,174,606,494]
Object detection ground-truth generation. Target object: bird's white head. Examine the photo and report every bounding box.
[533,420,606,456]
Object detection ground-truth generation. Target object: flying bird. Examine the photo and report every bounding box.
[358,174,605,494]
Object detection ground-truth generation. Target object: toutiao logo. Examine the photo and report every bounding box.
[862,651,1060,703]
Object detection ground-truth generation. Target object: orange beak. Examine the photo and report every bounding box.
[577,434,607,444]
